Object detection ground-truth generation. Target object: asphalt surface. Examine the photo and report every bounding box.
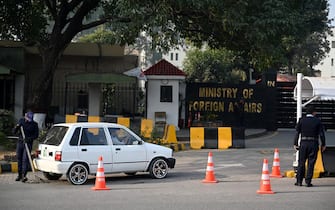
[0,129,335,210]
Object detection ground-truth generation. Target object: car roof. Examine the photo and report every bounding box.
[53,122,125,128]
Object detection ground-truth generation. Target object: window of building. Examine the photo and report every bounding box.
[160,86,172,102]
[332,58,334,66]
[170,53,173,61]
[77,90,88,109]
[175,53,179,61]
[332,41,335,48]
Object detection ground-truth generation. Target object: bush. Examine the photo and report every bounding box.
[0,109,16,135]
[0,131,16,151]
[0,110,16,151]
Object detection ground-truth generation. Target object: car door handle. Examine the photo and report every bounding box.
[81,148,87,152]
[115,148,121,151]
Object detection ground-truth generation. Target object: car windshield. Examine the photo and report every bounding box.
[42,126,68,146]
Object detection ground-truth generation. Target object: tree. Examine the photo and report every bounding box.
[0,0,183,111]
[285,32,331,76]
[183,47,247,84]
[0,0,331,111]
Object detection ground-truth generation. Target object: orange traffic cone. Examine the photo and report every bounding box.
[91,156,110,191]
[270,148,283,178]
[202,152,218,183]
[257,159,274,194]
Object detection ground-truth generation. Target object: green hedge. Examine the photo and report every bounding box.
[0,110,16,151]
[0,109,15,135]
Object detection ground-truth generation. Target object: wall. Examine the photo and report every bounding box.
[162,45,189,70]
[185,83,277,130]
[25,53,138,116]
[146,79,181,129]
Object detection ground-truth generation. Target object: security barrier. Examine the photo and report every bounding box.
[322,146,335,176]
[0,162,18,174]
[64,115,130,128]
[190,127,245,149]
[160,124,185,152]
[117,117,130,128]
[286,147,334,178]
[88,116,101,122]
[140,119,154,138]
[65,114,77,123]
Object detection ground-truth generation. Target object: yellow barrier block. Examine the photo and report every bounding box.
[190,127,204,149]
[117,117,130,128]
[161,124,169,139]
[11,162,18,173]
[88,116,100,122]
[141,119,154,138]
[304,149,324,178]
[218,127,232,149]
[170,144,179,152]
[314,149,325,174]
[179,143,185,151]
[284,170,295,178]
[65,115,77,123]
[164,125,178,144]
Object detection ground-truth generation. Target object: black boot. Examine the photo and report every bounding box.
[15,173,22,181]
[22,171,28,182]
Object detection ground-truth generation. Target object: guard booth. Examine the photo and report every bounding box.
[294,73,335,176]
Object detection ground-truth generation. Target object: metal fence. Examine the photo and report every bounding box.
[276,82,335,129]
[52,81,143,117]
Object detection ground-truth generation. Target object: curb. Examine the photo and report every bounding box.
[0,161,18,174]
[168,142,188,152]
[245,131,276,139]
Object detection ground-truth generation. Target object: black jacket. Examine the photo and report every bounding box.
[13,118,39,143]
[293,114,326,147]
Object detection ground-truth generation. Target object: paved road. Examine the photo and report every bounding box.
[0,129,334,210]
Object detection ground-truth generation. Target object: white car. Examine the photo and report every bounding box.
[33,122,176,185]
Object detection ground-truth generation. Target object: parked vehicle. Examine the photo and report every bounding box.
[33,122,175,185]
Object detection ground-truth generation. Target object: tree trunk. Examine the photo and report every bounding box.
[27,46,63,113]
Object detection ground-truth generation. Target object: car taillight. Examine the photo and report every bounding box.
[35,149,41,158]
[55,151,62,161]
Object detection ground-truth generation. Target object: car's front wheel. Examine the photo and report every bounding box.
[67,163,88,185]
[43,172,62,180]
[149,158,169,179]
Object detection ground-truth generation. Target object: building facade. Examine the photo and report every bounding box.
[315,28,335,77]
[0,41,139,123]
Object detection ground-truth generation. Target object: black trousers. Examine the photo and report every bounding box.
[296,141,319,184]
[16,141,32,177]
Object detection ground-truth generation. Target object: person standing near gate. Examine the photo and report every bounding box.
[293,105,326,187]
[12,111,39,182]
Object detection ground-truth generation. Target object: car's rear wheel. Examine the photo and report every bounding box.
[43,172,62,180]
[67,163,88,185]
[149,158,169,179]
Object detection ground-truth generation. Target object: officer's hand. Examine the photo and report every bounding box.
[321,146,326,152]
[294,145,299,151]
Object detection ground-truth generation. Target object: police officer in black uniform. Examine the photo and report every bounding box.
[293,106,326,187]
[12,111,39,182]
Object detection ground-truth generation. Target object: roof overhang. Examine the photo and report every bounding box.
[0,64,20,75]
[145,75,186,80]
[294,76,335,101]
[66,73,136,84]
